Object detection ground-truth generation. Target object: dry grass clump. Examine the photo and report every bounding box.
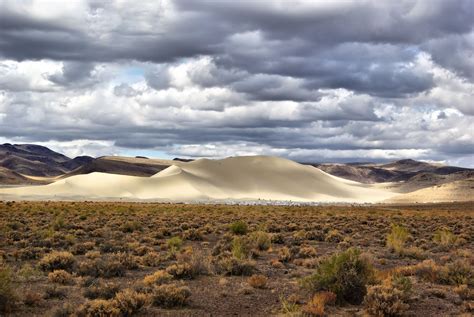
[76,299,120,316]
[397,259,473,286]
[302,291,336,317]
[248,274,268,289]
[386,224,409,255]
[143,270,173,286]
[216,256,256,276]
[150,283,191,308]
[48,269,75,285]
[39,251,76,272]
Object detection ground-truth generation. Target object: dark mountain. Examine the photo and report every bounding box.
[0,143,93,182]
[310,159,473,192]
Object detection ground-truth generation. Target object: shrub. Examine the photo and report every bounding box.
[440,260,473,286]
[364,283,409,317]
[78,258,126,278]
[76,299,120,317]
[248,274,268,289]
[44,285,68,299]
[455,284,474,300]
[249,231,271,251]
[386,224,409,255]
[39,251,76,272]
[151,284,191,308]
[23,291,43,307]
[325,230,343,243]
[143,270,173,286]
[433,228,457,248]
[167,237,183,253]
[165,263,194,279]
[83,280,120,300]
[48,270,75,285]
[302,291,336,317]
[301,248,375,305]
[229,220,248,235]
[231,236,252,260]
[0,265,17,313]
[216,257,256,276]
[113,289,150,315]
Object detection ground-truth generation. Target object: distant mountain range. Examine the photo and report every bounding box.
[1,143,472,199]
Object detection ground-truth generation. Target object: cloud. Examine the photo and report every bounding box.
[0,0,472,166]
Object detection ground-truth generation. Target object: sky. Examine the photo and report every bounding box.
[0,0,473,166]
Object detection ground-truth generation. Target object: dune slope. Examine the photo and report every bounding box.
[0,156,397,203]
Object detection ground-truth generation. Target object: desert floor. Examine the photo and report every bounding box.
[0,201,473,316]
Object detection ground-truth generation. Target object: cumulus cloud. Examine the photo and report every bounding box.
[0,0,472,166]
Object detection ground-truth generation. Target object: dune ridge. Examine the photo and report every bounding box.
[0,156,398,203]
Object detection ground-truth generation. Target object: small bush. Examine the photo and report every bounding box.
[151,284,191,308]
[386,224,409,255]
[0,265,17,313]
[364,274,411,317]
[76,299,120,317]
[48,270,75,285]
[325,230,343,243]
[301,248,375,305]
[248,274,268,289]
[229,221,248,235]
[231,236,252,260]
[143,270,173,286]
[83,280,120,300]
[249,231,271,251]
[113,289,149,315]
[23,291,43,307]
[44,285,68,299]
[302,291,336,317]
[167,237,183,253]
[216,257,256,276]
[455,284,474,300]
[433,228,457,249]
[166,263,194,279]
[39,251,76,272]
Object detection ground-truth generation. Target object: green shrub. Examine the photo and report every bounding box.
[433,228,457,248]
[167,237,183,253]
[301,248,375,305]
[0,264,17,313]
[229,220,248,235]
[249,231,271,251]
[386,224,409,255]
[231,236,251,260]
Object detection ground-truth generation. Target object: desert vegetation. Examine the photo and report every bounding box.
[0,201,472,316]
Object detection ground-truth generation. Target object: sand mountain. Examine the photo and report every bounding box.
[0,156,397,203]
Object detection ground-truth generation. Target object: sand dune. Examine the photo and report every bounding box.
[386,178,474,203]
[0,156,398,203]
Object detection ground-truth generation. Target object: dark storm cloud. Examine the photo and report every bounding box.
[0,0,473,165]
